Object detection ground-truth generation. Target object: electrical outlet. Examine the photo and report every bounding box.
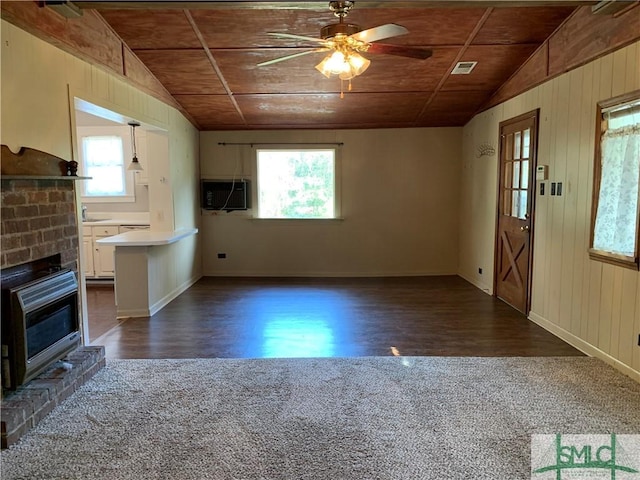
[557,182,563,196]
[478,268,483,274]
[551,182,556,196]
[540,183,545,196]
[217,253,226,259]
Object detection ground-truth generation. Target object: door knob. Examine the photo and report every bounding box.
[520,225,530,232]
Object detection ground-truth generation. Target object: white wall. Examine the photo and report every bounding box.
[1,20,202,336]
[200,128,462,276]
[459,41,640,380]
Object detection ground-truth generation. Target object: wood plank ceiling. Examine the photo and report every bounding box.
[92,2,578,130]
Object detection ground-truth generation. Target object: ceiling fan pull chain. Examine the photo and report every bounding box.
[340,79,345,99]
[348,79,353,91]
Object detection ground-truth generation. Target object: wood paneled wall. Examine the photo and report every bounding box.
[0,0,190,121]
[460,41,640,380]
[484,4,640,110]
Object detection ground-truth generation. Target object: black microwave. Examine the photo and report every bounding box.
[201,180,249,211]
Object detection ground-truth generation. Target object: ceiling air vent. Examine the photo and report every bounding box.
[451,61,478,75]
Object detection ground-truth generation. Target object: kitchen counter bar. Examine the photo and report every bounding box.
[96,228,198,246]
[96,228,199,318]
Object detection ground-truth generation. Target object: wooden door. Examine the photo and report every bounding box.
[495,110,538,314]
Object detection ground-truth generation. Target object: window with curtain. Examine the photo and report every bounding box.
[79,133,135,203]
[256,149,337,219]
[590,90,640,270]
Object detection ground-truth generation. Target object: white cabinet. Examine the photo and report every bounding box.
[95,243,116,277]
[84,225,119,278]
[92,225,119,277]
[82,230,94,277]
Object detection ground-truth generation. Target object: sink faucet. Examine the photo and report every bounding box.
[81,205,87,222]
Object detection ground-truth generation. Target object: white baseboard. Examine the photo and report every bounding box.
[528,311,640,383]
[457,272,493,295]
[114,275,202,319]
[148,274,202,316]
[116,308,150,319]
[202,270,458,277]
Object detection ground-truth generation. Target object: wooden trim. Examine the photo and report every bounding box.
[415,7,493,125]
[589,89,640,271]
[1,145,74,176]
[598,88,640,110]
[588,249,639,270]
[1,176,91,181]
[525,110,540,315]
[72,1,600,10]
[481,4,640,112]
[183,9,247,125]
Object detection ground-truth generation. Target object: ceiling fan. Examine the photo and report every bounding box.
[258,1,433,96]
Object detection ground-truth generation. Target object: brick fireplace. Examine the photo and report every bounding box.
[1,179,78,271]
[1,177,105,448]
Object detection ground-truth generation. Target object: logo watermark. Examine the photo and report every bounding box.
[531,434,640,479]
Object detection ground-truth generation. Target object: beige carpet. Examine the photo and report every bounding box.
[1,357,639,479]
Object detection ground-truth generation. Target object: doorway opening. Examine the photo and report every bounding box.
[71,97,167,342]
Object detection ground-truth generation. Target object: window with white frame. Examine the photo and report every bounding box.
[256,149,337,219]
[78,128,135,202]
[590,90,640,269]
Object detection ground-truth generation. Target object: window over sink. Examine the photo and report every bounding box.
[78,126,135,203]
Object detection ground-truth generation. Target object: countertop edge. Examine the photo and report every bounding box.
[95,228,198,246]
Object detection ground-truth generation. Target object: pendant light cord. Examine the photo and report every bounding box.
[130,123,137,160]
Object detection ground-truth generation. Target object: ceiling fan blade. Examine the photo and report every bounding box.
[366,43,433,60]
[350,24,409,43]
[266,32,327,44]
[257,48,329,67]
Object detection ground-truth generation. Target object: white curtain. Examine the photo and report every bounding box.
[593,124,640,257]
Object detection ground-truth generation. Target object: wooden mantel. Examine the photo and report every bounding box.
[1,145,79,177]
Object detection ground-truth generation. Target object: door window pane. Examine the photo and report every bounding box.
[523,128,531,159]
[521,160,529,190]
[512,161,520,189]
[505,134,513,161]
[518,190,528,219]
[514,132,522,160]
[504,162,513,188]
[504,190,512,215]
[512,190,519,217]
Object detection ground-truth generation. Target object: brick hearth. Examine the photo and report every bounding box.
[1,346,106,449]
[1,176,106,449]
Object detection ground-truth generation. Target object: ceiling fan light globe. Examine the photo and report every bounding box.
[326,51,350,74]
[315,57,334,78]
[348,53,371,75]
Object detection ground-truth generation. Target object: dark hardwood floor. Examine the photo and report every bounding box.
[87,276,582,359]
[85,284,120,342]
